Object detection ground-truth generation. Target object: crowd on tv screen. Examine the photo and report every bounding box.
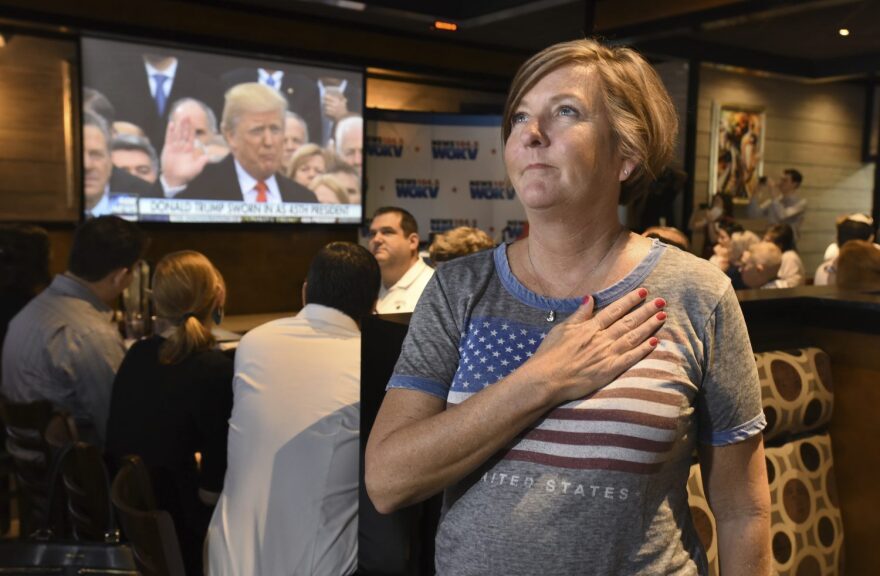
[80,41,364,219]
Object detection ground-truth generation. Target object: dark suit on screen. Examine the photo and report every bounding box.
[88,54,223,154]
[220,68,321,147]
[109,166,154,198]
[174,156,317,203]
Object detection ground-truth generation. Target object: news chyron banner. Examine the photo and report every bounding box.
[364,112,527,244]
[138,198,360,223]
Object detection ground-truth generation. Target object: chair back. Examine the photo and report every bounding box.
[111,455,186,576]
[60,441,118,542]
[0,398,77,536]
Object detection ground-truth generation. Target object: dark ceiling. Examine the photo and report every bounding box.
[207,0,880,81]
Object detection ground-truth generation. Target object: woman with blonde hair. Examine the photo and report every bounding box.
[429,226,495,263]
[366,38,770,574]
[106,250,233,576]
[309,173,350,204]
[286,143,327,188]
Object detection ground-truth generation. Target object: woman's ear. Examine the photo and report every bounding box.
[214,282,227,310]
[112,267,132,291]
[619,159,638,182]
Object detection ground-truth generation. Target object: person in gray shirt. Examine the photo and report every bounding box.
[1,216,146,446]
[366,38,771,575]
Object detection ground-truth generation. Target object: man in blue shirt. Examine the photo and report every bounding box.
[1,216,146,445]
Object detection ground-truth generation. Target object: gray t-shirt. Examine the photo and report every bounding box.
[388,240,765,576]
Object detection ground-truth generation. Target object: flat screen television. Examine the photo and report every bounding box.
[80,36,364,224]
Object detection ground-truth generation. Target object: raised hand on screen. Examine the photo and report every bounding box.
[160,117,210,188]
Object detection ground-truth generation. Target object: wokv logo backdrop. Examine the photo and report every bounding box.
[364,111,527,244]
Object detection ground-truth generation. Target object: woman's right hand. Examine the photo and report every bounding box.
[520,287,666,405]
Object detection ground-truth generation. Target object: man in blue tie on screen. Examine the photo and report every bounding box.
[157,82,317,204]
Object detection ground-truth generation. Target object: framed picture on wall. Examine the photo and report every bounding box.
[708,102,765,204]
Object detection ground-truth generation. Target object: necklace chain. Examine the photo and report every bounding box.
[526,227,627,322]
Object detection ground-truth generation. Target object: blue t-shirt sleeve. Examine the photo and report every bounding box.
[387,273,462,401]
[697,285,766,445]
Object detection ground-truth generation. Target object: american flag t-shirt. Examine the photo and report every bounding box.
[449,316,695,475]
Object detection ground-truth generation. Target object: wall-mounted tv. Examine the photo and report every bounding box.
[80,36,363,224]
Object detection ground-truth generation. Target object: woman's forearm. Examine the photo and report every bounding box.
[716,513,772,576]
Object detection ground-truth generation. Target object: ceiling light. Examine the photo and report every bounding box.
[0,34,5,48]
[433,20,458,32]
[838,28,850,36]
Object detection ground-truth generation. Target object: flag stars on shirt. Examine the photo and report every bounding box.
[451,317,547,393]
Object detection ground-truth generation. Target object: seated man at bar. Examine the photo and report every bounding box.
[1,216,147,446]
[368,206,435,314]
[736,241,783,289]
[158,82,317,204]
[206,242,380,576]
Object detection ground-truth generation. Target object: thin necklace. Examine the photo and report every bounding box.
[527,227,627,323]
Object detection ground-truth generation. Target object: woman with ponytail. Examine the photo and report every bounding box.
[106,250,233,575]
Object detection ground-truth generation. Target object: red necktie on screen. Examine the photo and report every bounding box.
[255,181,268,203]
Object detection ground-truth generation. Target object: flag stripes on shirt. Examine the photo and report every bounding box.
[450,316,694,474]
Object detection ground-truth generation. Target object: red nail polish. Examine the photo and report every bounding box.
[649,337,659,346]
[582,294,591,304]
[654,298,666,308]
[656,312,667,321]
[638,288,648,298]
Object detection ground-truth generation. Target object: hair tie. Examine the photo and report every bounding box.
[179,312,198,325]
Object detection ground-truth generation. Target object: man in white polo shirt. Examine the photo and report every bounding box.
[207,242,380,576]
[368,206,434,314]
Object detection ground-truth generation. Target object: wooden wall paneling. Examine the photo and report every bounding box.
[0,34,78,221]
[141,226,357,315]
[41,225,356,316]
[365,77,506,114]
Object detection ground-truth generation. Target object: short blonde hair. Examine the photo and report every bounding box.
[152,251,226,365]
[286,143,328,179]
[503,38,678,202]
[429,227,495,263]
[221,82,287,134]
[309,174,349,204]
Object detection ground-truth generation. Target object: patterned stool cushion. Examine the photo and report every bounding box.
[755,348,834,444]
[765,432,844,575]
